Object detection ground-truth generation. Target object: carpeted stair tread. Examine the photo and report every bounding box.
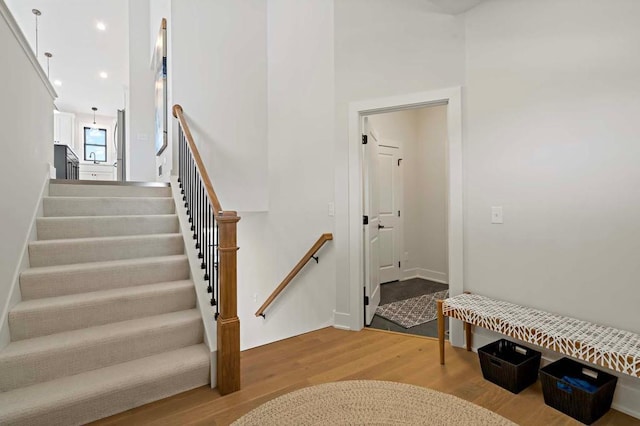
[36,214,179,240]
[0,309,203,392]
[0,344,210,425]
[9,280,196,341]
[49,182,171,198]
[43,196,175,217]
[28,233,184,267]
[20,255,189,300]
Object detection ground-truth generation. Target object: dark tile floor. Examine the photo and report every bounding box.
[368,278,449,339]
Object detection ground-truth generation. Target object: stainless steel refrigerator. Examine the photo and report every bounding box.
[115,109,126,181]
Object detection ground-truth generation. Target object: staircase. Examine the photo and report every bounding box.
[0,181,210,425]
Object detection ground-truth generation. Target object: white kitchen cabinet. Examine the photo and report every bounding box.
[79,164,116,181]
[53,111,75,147]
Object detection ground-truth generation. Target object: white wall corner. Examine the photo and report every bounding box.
[0,174,49,349]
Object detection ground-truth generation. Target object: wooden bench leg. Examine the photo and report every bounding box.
[464,322,472,351]
[437,300,445,365]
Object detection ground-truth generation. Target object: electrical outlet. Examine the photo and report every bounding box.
[253,293,258,303]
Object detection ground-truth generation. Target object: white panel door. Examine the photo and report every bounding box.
[363,118,381,325]
[377,145,401,283]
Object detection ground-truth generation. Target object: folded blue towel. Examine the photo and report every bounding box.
[561,375,598,393]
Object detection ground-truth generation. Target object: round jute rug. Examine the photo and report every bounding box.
[232,380,516,425]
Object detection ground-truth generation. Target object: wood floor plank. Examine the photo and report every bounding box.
[93,327,640,426]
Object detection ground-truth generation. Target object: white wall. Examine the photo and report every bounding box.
[0,0,55,346]
[128,0,157,182]
[415,105,448,282]
[333,0,465,326]
[368,106,449,285]
[464,0,640,415]
[169,0,268,211]
[237,0,335,350]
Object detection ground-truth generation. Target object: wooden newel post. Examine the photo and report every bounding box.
[216,211,241,395]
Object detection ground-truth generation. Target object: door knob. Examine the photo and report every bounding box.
[378,224,385,229]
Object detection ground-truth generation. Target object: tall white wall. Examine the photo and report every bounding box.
[464,0,640,414]
[237,0,335,350]
[465,0,640,344]
[369,106,449,285]
[333,0,465,325]
[0,1,55,346]
[127,0,157,182]
[170,0,268,212]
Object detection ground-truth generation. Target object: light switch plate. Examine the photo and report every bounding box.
[491,206,503,224]
[328,202,335,217]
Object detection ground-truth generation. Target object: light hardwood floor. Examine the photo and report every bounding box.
[94,327,639,425]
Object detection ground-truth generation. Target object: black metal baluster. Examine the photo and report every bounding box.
[201,186,207,271]
[214,221,219,314]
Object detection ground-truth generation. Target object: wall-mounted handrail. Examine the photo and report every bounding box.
[172,104,241,395]
[255,233,333,318]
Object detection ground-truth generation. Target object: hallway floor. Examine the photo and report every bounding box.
[93,327,639,425]
[369,278,449,338]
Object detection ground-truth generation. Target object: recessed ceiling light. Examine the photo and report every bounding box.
[96,21,106,31]
[53,80,62,87]
[99,72,108,79]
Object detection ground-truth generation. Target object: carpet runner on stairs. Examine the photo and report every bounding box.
[0,181,209,425]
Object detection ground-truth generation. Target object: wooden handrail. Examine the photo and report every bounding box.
[172,104,223,216]
[255,233,333,318]
[172,104,241,395]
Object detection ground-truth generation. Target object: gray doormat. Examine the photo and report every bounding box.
[375,290,449,329]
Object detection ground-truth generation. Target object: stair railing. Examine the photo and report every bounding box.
[255,233,333,318]
[173,104,241,395]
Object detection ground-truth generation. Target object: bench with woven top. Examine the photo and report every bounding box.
[436,293,640,378]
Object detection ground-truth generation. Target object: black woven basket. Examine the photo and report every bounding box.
[540,358,617,425]
[478,339,541,394]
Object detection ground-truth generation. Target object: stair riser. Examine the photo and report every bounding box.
[29,235,184,267]
[20,257,190,300]
[9,286,196,341]
[0,345,210,426]
[0,316,203,391]
[43,197,175,217]
[50,183,171,198]
[37,215,179,240]
[41,362,209,426]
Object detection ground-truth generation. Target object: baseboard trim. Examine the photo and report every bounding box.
[0,174,49,349]
[333,311,352,331]
[470,329,640,420]
[401,268,448,285]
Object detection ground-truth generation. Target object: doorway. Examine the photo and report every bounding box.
[363,104,449,338]
[346,87,464,348]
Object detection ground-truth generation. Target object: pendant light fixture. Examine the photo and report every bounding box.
[32,9,41,58]
[44,52,52,78]
[91,107,98,129]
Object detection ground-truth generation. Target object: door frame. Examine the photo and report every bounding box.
[346,87,464,347]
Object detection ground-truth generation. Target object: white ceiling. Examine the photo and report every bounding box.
[428,0,486,15]
[6,0,129,117]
